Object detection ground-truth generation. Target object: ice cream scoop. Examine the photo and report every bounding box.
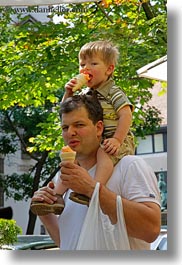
[72,73,90,92]
[60,145,76,162]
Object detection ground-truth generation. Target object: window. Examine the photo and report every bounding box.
[136,127,167,155]
[154,134,164,152]
[136,135,153,154]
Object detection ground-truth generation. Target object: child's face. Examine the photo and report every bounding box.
[79,54,114,89]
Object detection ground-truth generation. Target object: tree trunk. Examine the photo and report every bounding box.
[26,152,61,234]
[26,209,37,235]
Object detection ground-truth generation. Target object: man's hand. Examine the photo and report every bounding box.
[60,161,96,198]
[31,182,58,205]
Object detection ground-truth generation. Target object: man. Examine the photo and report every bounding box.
[31,94,161,250]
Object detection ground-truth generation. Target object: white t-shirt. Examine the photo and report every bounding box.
[57,155,161,250]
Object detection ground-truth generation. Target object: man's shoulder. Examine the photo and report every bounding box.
[112,155,137,176]
[115,155,151,173]
[108,156,145,190]
[117,155,144,166]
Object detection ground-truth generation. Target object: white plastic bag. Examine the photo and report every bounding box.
[76,182,131,250]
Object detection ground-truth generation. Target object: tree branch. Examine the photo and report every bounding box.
[42,165,60,187]
[139,0,155,20]
[96,2,113,24]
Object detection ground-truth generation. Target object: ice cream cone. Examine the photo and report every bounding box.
[60,145,76,163]
[72,73,90,92]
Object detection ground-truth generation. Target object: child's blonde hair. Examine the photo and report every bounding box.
[79,40,120,66]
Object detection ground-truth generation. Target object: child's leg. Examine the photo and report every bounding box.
[54,178,68,196]
[95,147,114,185]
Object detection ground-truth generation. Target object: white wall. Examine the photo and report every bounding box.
[3,149,43,235]
[139,152,167,172]
[4,197,42,235]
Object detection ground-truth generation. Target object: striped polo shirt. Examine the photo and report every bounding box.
[95,79,134,138]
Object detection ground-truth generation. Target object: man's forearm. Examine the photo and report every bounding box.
[121,199,161,242]
[39,214,60,247]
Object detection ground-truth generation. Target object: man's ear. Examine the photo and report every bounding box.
[106,64,115,75]
[96,120,104,138]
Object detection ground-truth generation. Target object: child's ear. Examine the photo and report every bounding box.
[107,64,115,75]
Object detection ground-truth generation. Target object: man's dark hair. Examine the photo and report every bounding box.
[60,94,103,124]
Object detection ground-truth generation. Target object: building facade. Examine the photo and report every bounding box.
[135,82,167,222]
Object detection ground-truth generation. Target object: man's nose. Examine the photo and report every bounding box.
[67,126,76,135]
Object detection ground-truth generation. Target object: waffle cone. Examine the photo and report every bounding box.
[72,73,90,92]
[60,152,76,162]
[60,145,76,162]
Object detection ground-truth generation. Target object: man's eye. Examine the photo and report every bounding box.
[62,126,68,131]
[77,123,84,127]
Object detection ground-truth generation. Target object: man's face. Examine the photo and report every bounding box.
[61,106,103,158]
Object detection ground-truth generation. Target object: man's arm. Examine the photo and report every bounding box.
[31,183,61,247]
[97,186,161,243]
[39,214,60,247]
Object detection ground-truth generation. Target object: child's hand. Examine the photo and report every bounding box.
[103,137,120,156]
[64,78,77,95]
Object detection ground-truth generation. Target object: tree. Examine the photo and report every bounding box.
[0,0,167,233]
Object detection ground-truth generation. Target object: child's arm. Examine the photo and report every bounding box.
[103,105,132,155]
[61,78,77,102]
[62,73,90,102]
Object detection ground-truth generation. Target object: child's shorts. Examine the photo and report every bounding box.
[110,132,135,166]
